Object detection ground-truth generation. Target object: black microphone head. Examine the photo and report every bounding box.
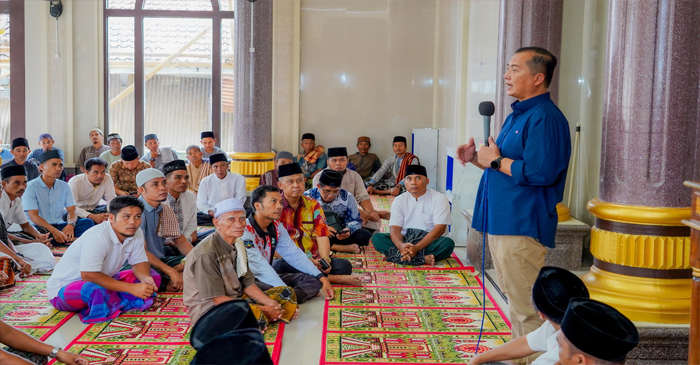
[479,101,495,116]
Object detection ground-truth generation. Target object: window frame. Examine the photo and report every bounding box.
[103,0,234,155]
[0,0,25,140]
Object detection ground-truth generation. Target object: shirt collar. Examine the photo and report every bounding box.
[281,192,306,210]
[510,92,551,116]
[104,221,133,246]
[139,196,162,213]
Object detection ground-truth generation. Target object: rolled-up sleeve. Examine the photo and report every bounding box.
[510,116,569,187]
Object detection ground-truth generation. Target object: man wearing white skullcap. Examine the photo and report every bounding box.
[183,199,299,329]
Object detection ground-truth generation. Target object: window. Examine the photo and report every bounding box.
[104,0,234,155]
[0,0,24,146]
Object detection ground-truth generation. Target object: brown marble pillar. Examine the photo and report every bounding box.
[494,0,563,133]
[583,0,700,323]
[232,0,275,190]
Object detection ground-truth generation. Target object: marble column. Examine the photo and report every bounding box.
[494,0,563,134]
[232,0,275,190]
[582,0,700,323]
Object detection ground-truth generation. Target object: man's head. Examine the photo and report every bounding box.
[213,199,247,239]
[210,153,229,179]
[39,150,64,179]
[392,136,407,155]
[11,137,30,164]
[186,145,203,165]
[300,133,316,153]
[109,195,144,238]
[120,145,141,170]
[1,165,27,198]
[85,158,108,186]
[164,160,189,193]
[327,147,348,172]
[274,151,294,170]
[317,169,343,203]
[89,128,104,145]
[404,165,428,196]
[107,133,122,152]
[505,47,557,101]
[557,298,639,365]
[136,168,168,203]
[200,131,217,152]
[357,136,371,155]
[531,266,589,326]
[251,185,283,220]
[38,134,54,152]
[277,163,304,199]
[144,134,159,152]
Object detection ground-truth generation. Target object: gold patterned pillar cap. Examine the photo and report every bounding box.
[229,152,276,191]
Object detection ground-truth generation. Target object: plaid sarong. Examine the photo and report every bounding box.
[0,258,16,290]
[49,269,162,323]
[244,286,297,330]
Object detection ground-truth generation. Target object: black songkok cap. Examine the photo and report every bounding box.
[1,164,26,180]
[38,150,63,164]
[393,136,407,144]
[11,137,29,150]
[278,163,303,178]
[209,153,228,165]
[201,131,215,139]
[561,298,639,362]
[301,133,315,141]
[405,165,427,177]
[121,145,139,161]
[319,169,343,188]
[163,160,187,175]
[531,266,589,324]
[327,147,348,158]
[144,133,158,142]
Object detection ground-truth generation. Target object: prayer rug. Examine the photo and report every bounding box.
[57,344,197,365]
[0,281,48,301]
[51,246,68,256]
[368,195,395,233]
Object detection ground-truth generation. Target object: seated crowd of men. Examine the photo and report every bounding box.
[0,130,639,365]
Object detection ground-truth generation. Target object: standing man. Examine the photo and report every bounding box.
[196,153,246,226]
[456,47,571,339]
[77,128,110,174]
[142,134,179,170]
[1,138,40,181]
[259,151,294,187]
[348,136,381,181]
[200,131,224,159]
[184,145,213,194]
[163,160,211,245]
[24,151,95,245]
[68,158,116,224]
[0,165,52,246]
[99,133,123,169]
[367,136,420,196]
[110,145,151,197]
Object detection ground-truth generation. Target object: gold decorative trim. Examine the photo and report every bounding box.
[693,267,700,278]
[556,203,570,222]
[581,266,691,323]
[590,226,691,270]
[229,152,276,191]
[230,152,277,160]
[588,198,690,226]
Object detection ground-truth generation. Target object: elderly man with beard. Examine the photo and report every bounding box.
[68,158,116,224]
[163,160,213,245]
[77,129,110,174]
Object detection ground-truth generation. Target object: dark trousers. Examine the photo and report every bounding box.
[371,232,455,261]
[49,219,94,246]
[193,228,215,246]
[272,257,352,277]
[197,212,214,226]
[256,272,322,304]
[329,228,372,247]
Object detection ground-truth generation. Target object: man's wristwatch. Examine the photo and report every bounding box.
[48,345,61,359]
[490,156,504,171]
[150,158,156,162]
[68,221,77,227]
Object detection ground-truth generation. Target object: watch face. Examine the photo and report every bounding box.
[490,160,499,170]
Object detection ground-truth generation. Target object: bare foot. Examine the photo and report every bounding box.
[424,255,436,266]
[292,307,299,320]
[329,274,364,286]
[332,243,361,254]
[377,211,391,220]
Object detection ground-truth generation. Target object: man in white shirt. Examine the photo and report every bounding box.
[163,160,212,245]
[371,165,454,265]
[468,267,590,365]
[0,165,52,246]
[196,153,246,226]
[47,196,160,324]
[68,158,116,224]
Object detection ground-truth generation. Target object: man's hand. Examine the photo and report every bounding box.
[18,260,31,277]
[311,258,331,275]
[456,137,477,166]
[368,211,380,222]
[336,229,351,241]
[477,136,501,167]
[366,185,374,194]
[129,283,156,299]
[320,277,335,300]
[55,350,90,365]
[327,226,338,238]
[208,210,215,218]
[62,224,76,241]
[34,232,52,245]
[467,354,485,365]
[167,269,183,291]
[190,231,198,243]
[88,213,108,224]
[141,276,159,292]
[258,300,283,321]
[390,186,401,196]
[51,228,68,244]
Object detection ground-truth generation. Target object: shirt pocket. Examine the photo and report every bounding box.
[420,213,433,227]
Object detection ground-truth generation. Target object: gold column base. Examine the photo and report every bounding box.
[229,152,276,191]
[556,202,570,222]
[581,266,691,323]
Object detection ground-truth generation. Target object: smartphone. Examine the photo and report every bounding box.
[320,258,331,271]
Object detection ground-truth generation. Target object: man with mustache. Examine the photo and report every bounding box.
[76,128,109,174]
[68,158,116,224]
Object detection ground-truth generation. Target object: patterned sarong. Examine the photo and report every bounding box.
[0,258,16,290]
[49,269,162,324]
[243,286,297,330]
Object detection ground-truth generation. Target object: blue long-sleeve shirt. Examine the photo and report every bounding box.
[471,92,571,248]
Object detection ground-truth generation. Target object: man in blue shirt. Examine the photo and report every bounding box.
[457,47,571,341]
[23,150,94,246]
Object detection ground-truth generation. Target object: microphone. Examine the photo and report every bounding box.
[479,101,495,147]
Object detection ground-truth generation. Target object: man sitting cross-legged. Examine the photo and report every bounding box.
[183,198,298,330]
[110,145,151,197]
[47,195,161,324]
[306,169,372,254]
[0,165,52,246]
[163,160,213,245]
[367,136,420,196]
[1,137,40,181]
[196,153,246,226]
[134,168,194,292]
[348,136,381,181]
[371,165,454,265]
[69,158,116,225]
[244,185,334,304]
[274,163,362,286]
[468,266,590,365]
[24,151,94,246]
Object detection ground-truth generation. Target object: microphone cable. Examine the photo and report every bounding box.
[475,168,489,356]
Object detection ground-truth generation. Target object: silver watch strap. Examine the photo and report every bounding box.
[48,345,61,359]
